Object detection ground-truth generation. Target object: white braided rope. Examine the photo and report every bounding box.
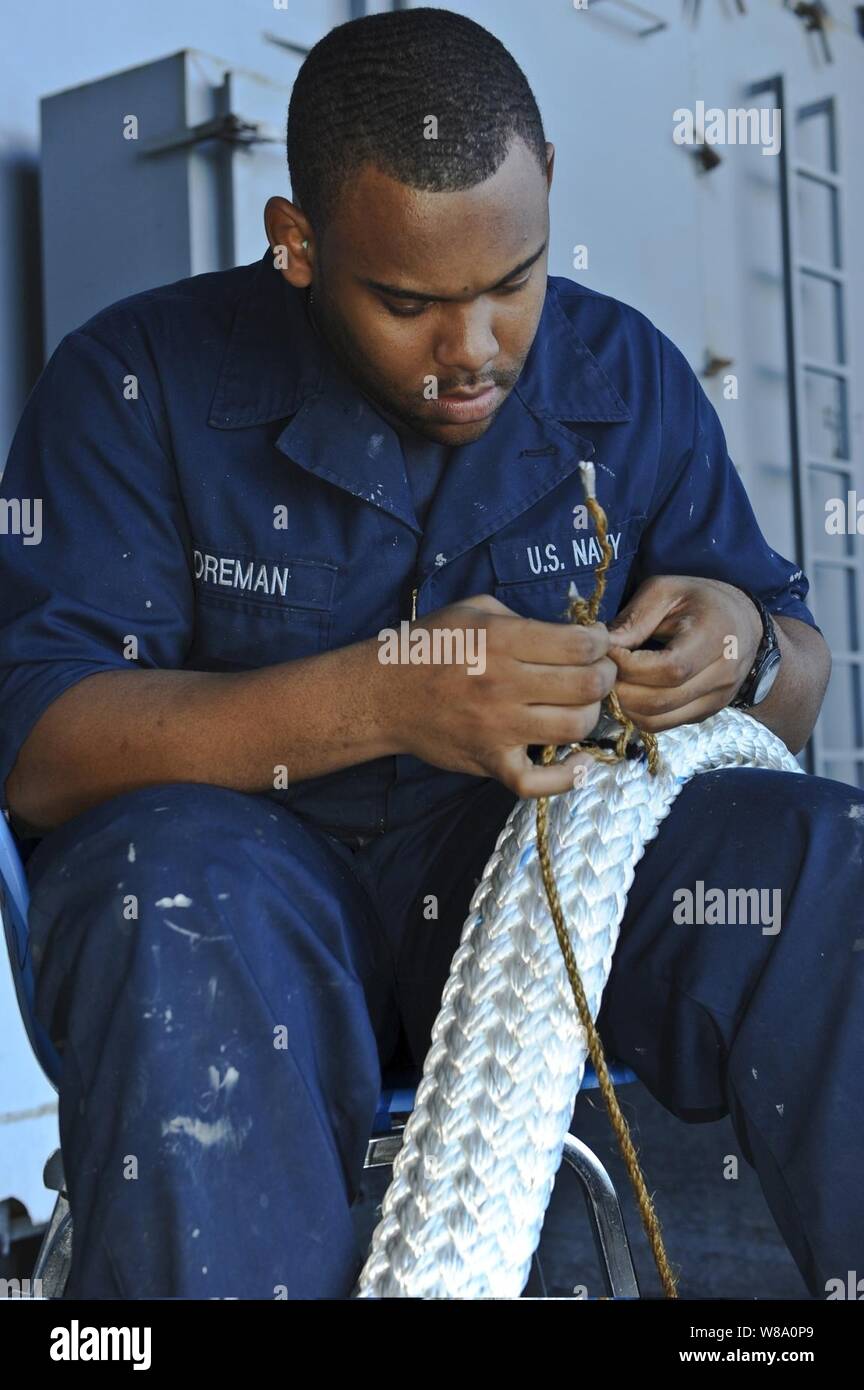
[356,708,802,1299]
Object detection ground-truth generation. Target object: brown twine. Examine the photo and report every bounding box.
[534,469,679,1299]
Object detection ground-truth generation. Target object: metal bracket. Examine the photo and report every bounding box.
[139,111,281,158]
[684,0,748,21]
[784,0,834,63]
[261,30,311,58]
[588,0,668,38]
[703,351,735,379]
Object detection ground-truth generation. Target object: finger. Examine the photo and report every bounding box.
[508,618,610,666]
[616,658,734,719]
[496,748,597,799]
[513,655,616,706]
[609,617,716,688]
[608,581,683,650]
[615,691,729,734]
[510,701,603,747]
[453,602,610,665]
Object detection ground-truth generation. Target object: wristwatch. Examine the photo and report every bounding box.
[731,591,782,709]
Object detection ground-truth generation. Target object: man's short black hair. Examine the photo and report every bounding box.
[286,6,547,237]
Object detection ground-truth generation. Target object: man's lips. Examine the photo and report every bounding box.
[439,383,496,398]
[427,383,502,422]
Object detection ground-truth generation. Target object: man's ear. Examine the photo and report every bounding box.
[545,142,555,192]
[263,195,313,289]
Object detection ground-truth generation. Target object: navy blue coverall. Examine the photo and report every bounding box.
[1,247,862,1299]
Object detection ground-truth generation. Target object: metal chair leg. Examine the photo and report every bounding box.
[364,1134,403,1169]
[365,1125,639,1299]
[31,1149,72,1299]
[560,1133,640,1298]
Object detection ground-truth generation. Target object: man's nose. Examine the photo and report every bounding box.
[433,304,499,379]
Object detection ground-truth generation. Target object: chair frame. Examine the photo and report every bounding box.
[365,1079,641,1299]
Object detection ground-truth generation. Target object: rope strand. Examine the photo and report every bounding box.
[535,460,677,1299]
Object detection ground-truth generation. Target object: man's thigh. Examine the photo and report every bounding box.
[595,766,864,1122]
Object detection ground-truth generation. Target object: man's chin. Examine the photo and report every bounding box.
[427,415,496,446]
[411,399,507,447]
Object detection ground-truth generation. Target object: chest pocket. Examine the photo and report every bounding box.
[188,545,338,672]
[489,516,644,625]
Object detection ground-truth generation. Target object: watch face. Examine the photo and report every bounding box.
[751,649,782,705]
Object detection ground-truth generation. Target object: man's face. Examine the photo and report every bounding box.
[303,136,552,446]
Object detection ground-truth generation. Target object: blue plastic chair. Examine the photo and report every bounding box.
[371,1061,638,1137]
[1,810,641,1298]
[0,812,72,1293]
[0,813,62,1088]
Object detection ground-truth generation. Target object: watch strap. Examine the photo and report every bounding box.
[732,591,779,708]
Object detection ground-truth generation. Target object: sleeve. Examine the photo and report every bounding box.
[624,328,819,632]
[0,326,195,811]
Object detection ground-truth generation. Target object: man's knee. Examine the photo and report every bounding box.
[26,784,268,976]
[28,781,305,890]
[664,764,864,851]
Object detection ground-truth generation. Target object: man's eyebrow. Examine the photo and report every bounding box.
[359,241,548,303]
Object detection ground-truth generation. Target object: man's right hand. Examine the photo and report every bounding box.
[380,594,616,797]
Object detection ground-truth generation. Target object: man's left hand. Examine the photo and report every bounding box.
[607,575,763,733]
